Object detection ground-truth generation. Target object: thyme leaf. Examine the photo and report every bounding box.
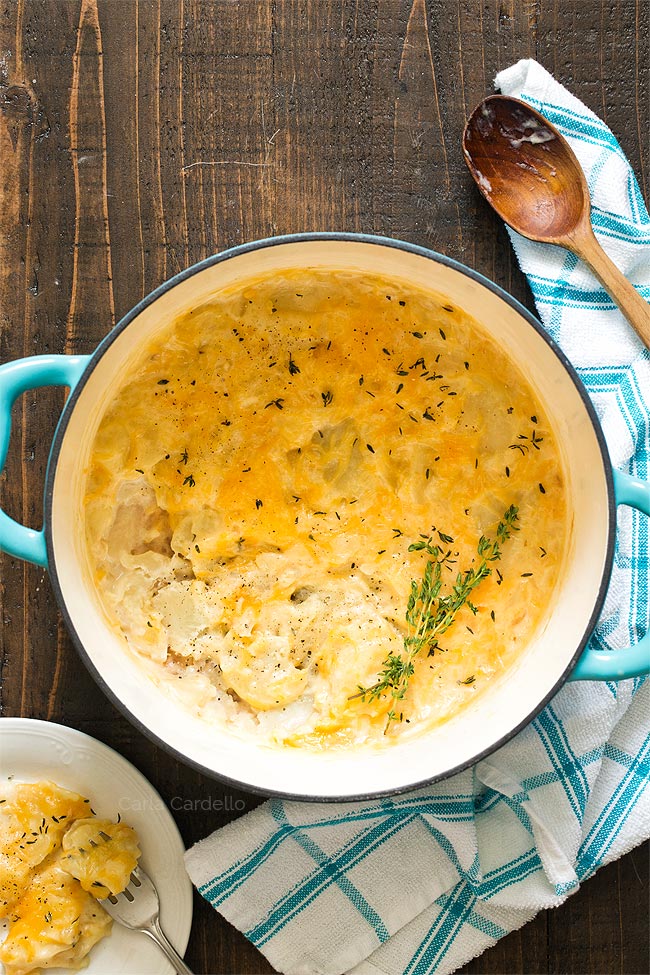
[352,505,519,729]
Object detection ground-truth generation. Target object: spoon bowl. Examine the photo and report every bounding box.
[463,96,589,242]
[463,95,650,348]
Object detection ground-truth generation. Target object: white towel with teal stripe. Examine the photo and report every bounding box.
[184,59,650,975]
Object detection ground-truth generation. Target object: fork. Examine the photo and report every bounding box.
[100,864,194,974]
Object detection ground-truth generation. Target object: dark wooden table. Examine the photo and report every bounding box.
[1,2,648,973]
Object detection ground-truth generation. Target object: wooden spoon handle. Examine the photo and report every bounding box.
[569,224,650,349]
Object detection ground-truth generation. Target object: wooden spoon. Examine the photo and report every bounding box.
[462,95,650,349]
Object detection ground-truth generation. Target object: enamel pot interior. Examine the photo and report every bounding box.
[47,236,612,800]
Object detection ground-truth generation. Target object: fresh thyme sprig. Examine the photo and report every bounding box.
[353,504,519,728]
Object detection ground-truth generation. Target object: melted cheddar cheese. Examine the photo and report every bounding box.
[84,269,569,747]
[0,781,90,920]
[0,781,140,975]
[0,866,111,975]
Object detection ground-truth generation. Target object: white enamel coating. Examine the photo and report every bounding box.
[48,239,611,799]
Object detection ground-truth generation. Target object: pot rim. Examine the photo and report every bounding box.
[43,232,617,802]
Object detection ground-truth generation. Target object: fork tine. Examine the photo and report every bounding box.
[99,863,194,973]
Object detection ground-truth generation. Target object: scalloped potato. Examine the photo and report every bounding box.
[83,269,569,747]
[0,781,140,975]
[61,819,140,899]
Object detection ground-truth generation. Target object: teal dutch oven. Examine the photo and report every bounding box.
[0,234,648,800]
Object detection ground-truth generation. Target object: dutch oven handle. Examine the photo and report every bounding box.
[571,468,650,681]
[0,355,89,567]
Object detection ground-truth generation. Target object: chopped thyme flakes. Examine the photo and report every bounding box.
[83,269,567,751]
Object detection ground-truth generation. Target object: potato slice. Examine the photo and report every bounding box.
[61,818,140,898]
[0,863,111,975]
[0,781,91,919]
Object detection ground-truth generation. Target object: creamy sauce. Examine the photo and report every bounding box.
[83,269,569,748]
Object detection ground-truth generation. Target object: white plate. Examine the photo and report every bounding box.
[0,718,193,975]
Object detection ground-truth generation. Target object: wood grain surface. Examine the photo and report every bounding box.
[1,2,648,973]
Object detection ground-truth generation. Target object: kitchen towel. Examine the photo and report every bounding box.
[184,59,650,975]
